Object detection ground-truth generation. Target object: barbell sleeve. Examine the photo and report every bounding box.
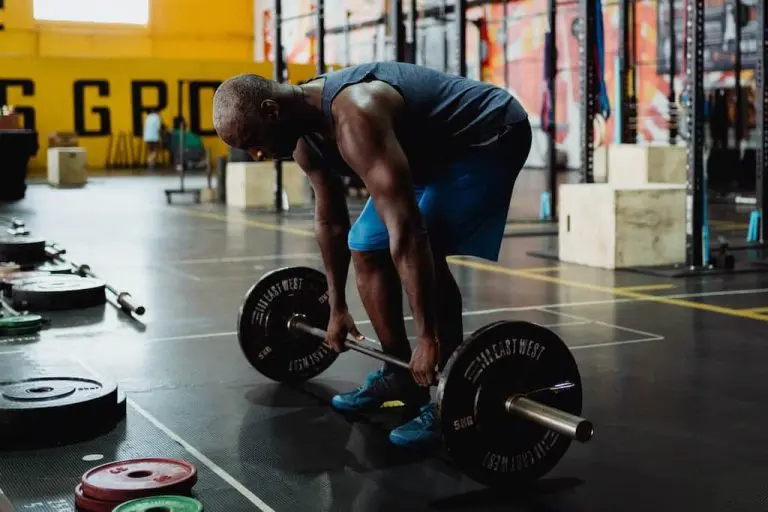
[289,315,594,443]
[43,245,147,316]
[506,396,594,443]
[117,292,146,316]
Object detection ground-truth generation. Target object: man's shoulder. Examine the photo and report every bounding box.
[335,81,403,119]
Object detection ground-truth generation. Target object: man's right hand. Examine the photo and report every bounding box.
[326,308,365,353]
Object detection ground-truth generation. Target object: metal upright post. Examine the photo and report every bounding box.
[547,0,558,216]
[391,0,406,61]
[456,0,467,77]
[317,0,325,75]
[441,0,450,72]
[344,11,352,67]
[177,80,185,181]
[734,0,743,149]
[579,0,596,182]
[685,0,705,266]
[668,0,678,144]
[274,0,284,212]
[757,0,767,243]
[618,0,636,142]
[410,0,417,63]
[502,0,509,89]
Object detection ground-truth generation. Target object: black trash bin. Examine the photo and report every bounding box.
[0,130,39,202]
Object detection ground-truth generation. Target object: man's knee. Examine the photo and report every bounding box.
[352,249,393,286]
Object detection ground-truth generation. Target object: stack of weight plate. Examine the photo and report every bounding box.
[75,458,203,511]
[0,376,127,449]
[0,235,107,312]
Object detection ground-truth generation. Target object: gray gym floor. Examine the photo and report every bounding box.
[1,173,767,511]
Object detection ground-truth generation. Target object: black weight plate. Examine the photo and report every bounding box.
[34,260,73,274]
[238,266,337,383]
[114,389,127,422]
[0,376,119,449]
[11,274,106,311]
[1,271,51,297]
[0,235,46,264]
[437,321,583,488]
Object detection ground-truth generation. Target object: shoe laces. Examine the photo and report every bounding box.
[418,403,437,426]
[358,368,388,393]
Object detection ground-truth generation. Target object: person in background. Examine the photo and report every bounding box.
[167,116,206,170]
[143,107,163,172]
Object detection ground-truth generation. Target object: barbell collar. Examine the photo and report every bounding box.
[289,314,594,443]
[506,396,594,443]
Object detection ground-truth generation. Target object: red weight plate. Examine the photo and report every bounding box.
[81,458,198,502]
[75,484,122,512]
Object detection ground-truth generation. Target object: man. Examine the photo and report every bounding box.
[143,107,162,171]
[213,62,531,450]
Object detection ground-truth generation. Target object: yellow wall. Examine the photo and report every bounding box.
[0,56,317,169]
[0,0,256,61]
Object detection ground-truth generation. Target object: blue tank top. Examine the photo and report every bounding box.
[312,62,528,178]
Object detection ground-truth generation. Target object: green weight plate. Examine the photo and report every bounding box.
[113,495,204,512]
[0,314,43,335]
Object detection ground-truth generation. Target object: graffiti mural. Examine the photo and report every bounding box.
[273,0,751,168]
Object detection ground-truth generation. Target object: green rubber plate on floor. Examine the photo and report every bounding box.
[113,496,203,512]
[0,314,43,335]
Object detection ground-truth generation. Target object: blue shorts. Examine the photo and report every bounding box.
[348,119,532,261]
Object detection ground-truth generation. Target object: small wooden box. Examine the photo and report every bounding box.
[607,144,687,186]
[47,147,87,187]
[225,161,310,209]
[558,183,686,269]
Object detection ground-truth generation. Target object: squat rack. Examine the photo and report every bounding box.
[587,0,768,270]
[674,0,767,266]
[757,0,767,248]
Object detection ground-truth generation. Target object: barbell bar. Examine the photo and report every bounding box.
[288,314,594,443]
[238,266,595,487]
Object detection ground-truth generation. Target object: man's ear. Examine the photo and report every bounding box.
[260,99,280,122]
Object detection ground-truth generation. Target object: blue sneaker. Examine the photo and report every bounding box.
[331,367,429,412]
[389,402,441,450]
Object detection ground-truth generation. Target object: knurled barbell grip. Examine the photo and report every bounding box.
[289,315,410,370]
[288,315,594,443]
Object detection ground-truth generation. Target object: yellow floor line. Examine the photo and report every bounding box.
[447,257,768,322]
[614,284,677,292]
[743,306,768,314]
[182,209,316,238]
[710,220,750,229]
[178,208,768,323]
[515,267,563,273]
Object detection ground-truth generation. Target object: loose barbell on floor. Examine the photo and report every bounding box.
[238,266,594,487]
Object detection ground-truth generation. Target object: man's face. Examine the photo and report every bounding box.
[246,99,302,160]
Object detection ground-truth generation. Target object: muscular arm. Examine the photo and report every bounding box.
[335,91,439,346]
[293,139,351,311]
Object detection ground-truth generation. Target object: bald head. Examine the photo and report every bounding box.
[213,74,280,150]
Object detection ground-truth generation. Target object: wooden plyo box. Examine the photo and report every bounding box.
[558,183,686,269]
[606,144,687,186]
[47,147,87,187]
[225,161,311,209]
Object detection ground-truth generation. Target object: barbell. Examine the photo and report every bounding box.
[238,266,594,487]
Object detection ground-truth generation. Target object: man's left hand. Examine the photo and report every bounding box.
[410,337,439,387]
